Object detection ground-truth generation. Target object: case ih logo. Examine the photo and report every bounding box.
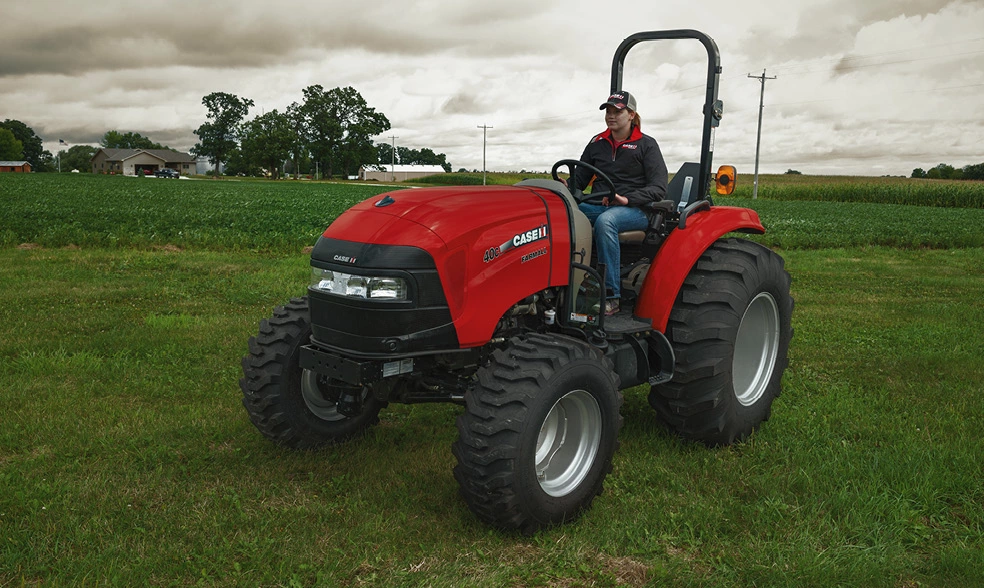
[483,224,549,263]
[333,254,357,264]
[501,224,548,253]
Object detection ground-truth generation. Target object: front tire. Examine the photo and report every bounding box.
[649,238,793,446]
[240,297,384,449]
[453,333,622,533]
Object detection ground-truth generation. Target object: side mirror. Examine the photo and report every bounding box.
[715,165,737,195]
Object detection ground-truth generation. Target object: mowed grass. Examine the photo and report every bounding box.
[1,246,982,586]
[2,175,984,585]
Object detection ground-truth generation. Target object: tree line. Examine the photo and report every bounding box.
[1,119,177,173]
[3,85,450,178]
[191,86,450,179]
[912,163,984,181]
[1,119,53,171]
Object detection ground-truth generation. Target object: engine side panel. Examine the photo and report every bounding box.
[441,191,559,347]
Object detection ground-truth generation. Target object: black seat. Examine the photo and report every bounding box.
[666,162,702,212]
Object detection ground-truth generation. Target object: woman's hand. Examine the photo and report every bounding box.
[602,194,629,207]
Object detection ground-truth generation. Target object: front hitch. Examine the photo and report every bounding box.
[334,382,366,417]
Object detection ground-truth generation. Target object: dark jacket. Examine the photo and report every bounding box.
[576,125,668,208]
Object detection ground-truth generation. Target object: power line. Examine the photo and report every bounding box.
[748,70,776,199]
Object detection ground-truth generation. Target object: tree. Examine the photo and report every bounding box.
[191,92,254,176]
[56,145,98,172]
[962,163,984,181]
[1,119,47,170]
[101,130,167,150]
[911,168,926,179]
[222,147,263,177]
[0,128,23,160]
[239,110,294,179]
[302,85,390,178]
[784,168,802,175]
[932,163,956,179]
[376,143,452,173]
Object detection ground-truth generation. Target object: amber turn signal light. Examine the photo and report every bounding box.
[715,165,737,195]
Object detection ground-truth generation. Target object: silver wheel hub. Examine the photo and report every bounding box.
[733,292,781,407]
[535,390,602,497]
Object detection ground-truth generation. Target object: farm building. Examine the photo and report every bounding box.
[90,148,196,176]
[0,161,31,173]
[360,164,446,182]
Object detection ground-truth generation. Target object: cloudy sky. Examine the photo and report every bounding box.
[3,0,982,176]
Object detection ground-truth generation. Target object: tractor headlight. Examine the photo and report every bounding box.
[310,268,407,301]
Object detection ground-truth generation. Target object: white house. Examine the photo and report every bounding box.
[360,164,446,182]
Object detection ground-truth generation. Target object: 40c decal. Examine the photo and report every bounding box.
[483,245,501,263]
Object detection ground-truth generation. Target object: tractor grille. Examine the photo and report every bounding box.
[307,238,458,355]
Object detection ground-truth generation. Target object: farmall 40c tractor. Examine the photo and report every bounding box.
[240,30,793,533]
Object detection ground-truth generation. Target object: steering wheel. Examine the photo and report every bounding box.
[551,159,617,206]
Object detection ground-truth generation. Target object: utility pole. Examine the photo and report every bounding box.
[477,124,492,185]
[389,135,399,182]
[748,69,776,199]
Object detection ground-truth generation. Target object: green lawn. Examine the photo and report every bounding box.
[1,245,981,586]
[1,174,983,585]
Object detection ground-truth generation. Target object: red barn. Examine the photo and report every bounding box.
[0,161,31,172]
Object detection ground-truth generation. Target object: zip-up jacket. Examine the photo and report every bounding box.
[575,125,668,209]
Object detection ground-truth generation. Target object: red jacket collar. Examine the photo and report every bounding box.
[598,125,643,145]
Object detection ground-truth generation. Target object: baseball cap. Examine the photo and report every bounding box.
[599,91,637,111]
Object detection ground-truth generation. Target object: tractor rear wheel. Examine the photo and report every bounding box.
[649,238,793,446]
[240,297,384,449]
[453,333,622,533]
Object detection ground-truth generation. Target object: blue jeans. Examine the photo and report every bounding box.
[577,203,649,299]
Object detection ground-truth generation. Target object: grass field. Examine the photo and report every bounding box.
[3,173,984,251]
[2,174,983,586]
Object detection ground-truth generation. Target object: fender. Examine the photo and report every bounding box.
[634,206,765,332]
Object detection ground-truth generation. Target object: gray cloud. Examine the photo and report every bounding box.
[3,0,981,175]
[0,1,559,78]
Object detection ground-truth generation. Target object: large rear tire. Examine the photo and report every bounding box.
[453,333,622,533]
[649,238,793,446]
[240,297,384,449]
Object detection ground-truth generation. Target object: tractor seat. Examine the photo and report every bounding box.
[618,199,675,244]
[618,231,646,244]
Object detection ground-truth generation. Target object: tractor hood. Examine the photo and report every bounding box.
[320,185,553,253]
[310,184,576,348]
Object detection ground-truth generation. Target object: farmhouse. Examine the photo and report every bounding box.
[0,160,31,173]
[90,148,196,176]
[360,164,446,182]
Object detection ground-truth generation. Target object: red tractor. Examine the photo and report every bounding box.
[240,30,793,533]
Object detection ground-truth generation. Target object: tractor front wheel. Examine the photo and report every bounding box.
[649,238,793,446]
[240,297,384,449]
[453,333,622,533]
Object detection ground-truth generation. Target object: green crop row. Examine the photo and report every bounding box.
[716,197,984,249]
[727,174,984,208]
[423,172,984,209]
[3,173,984,252]
[0,174,398,251]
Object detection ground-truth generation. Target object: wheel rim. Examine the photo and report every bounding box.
[733,292,781,407]
[300,369,353,422]
[535,390,602,497]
